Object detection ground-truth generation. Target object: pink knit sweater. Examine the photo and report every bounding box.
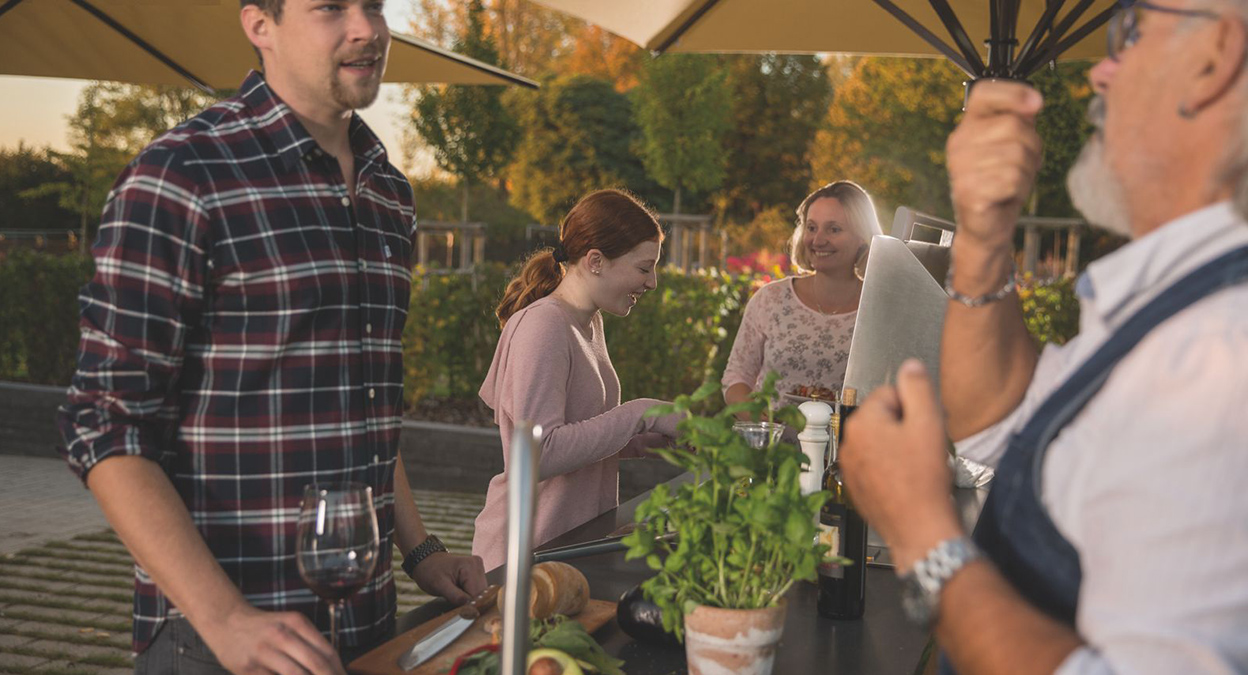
[474,296,680,571]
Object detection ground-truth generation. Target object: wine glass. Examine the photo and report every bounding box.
[732,421,785,450]
[296,482,380,653]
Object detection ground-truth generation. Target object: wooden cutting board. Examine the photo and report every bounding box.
[348,599,617,675]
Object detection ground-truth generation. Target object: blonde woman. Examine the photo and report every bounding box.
[723,181,883,408]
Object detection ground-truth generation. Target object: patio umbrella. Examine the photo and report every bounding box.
[528,0,1114,79]
[0,0,537,92]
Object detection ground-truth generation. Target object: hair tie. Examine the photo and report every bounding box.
[552,243,570,264]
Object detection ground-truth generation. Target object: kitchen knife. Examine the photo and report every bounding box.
[397,584,500,671]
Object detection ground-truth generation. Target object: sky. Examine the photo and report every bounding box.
[0,2,427,171]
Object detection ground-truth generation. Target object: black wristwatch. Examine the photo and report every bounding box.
[401,533,448,579]
[900,536,981,627]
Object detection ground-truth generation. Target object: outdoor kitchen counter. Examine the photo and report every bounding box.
[397,476,988,674]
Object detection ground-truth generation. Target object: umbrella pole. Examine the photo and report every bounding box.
[985,0,1020,77]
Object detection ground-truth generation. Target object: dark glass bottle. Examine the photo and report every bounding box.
[817,387,868,620]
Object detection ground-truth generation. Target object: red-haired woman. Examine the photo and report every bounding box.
[473,189,681,570]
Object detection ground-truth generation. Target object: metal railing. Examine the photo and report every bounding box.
[890,206,1087,278]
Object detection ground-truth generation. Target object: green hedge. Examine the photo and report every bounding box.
[1,253,1082,407]
[401,265,755,407]
[1018,275,1080,346]
[0,250,93,385]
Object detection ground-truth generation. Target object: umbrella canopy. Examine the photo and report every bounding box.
[530,0,1115,79]
[0,0,537,91]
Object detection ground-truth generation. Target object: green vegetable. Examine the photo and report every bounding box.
[442,617,624,675]
[624,372,835,642]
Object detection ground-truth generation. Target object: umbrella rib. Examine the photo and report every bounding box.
[1019,4,1114,75]
[0,0,26,21]
[67,0,215,94]
[1012,0,1068,73]
[925,0,987,74]
[652,0,723,55]
[1019,0,1099,71]
[871,0,978,77]
[389,33,538,89]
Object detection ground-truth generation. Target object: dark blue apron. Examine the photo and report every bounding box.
[941,245,1248,674]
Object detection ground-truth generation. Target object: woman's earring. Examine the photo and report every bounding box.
[592,268,601,276]
[853,245,869,281]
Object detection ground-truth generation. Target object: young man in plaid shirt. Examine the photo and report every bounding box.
[57,1,487,672]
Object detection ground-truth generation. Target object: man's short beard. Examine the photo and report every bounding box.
[330,78,381,111]
[1067,96,1133,238]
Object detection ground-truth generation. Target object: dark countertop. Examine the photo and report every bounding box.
[398,477,987,674]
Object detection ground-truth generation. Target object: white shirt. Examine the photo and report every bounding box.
[957,202,1248,674]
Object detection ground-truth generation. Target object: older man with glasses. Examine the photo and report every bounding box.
[839,0,1248,672]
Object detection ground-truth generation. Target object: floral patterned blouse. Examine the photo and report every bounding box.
[722,277,856,399]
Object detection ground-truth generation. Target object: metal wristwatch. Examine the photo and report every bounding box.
[899,536,982,627]
[401,533,448,579]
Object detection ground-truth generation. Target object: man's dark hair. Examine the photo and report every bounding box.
[240,0,284,21]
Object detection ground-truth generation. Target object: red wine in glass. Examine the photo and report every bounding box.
[297,483,379,653]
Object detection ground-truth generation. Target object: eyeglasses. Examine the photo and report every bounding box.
[1107,0,1221,60]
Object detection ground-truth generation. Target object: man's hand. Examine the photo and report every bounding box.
[839,359,963,573]
[947,80,1044,255]
[410,552,488,605]
[198,603,345,675]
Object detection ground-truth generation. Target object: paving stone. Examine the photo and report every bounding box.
[0,609,113,629]
[0,589,123,617]
[0,635,34,650]
[0,651,48,669]
[23,640,128,662]
[4,622,130,651]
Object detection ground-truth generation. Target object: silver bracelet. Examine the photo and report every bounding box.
[944,260,1016,307]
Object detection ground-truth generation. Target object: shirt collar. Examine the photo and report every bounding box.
[238,70,390,175]
[1079,201,1248,324]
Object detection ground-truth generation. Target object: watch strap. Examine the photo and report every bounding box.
[402,533,449,579]
[902,536,981,626]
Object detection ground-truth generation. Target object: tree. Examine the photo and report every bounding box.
[1030,62,1095,218]
[812,57,1094,223]
[633,54,731,214]
[410,0,520,222]
[22,82,221,252]
[813,57,966,220]
[406,0,578,80]
[508,74,658,223]
[0,144,77,231]
[564,26,647,92]
[719,54,835,220]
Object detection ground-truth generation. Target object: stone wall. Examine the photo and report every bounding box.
[0,382,65,459]
[1,381,682,499]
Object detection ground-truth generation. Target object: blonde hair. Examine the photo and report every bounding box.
[495,190,663,327]
[788,181,883,274]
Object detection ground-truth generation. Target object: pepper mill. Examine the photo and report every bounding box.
[797,400,834,496]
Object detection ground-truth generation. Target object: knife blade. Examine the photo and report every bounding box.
[397,584,500,671]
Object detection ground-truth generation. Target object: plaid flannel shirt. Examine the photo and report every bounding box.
[58,71,416,654]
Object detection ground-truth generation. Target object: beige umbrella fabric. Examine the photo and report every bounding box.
[0,0,537,91]
[531,0,1114,78]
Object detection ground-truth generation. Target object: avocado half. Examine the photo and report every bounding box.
[526,648,584,675]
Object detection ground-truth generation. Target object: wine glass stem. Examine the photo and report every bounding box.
[329,600,341,653]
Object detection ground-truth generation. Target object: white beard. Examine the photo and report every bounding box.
[1067,96,1134,238]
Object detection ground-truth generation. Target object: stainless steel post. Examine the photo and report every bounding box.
[500,422,541,675]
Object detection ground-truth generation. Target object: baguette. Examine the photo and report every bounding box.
[496,561,590,620]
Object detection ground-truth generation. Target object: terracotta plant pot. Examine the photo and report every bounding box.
[683,601,787,675]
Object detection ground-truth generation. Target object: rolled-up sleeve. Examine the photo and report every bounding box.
[57,147,210,483]
[953,341,1069,469]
